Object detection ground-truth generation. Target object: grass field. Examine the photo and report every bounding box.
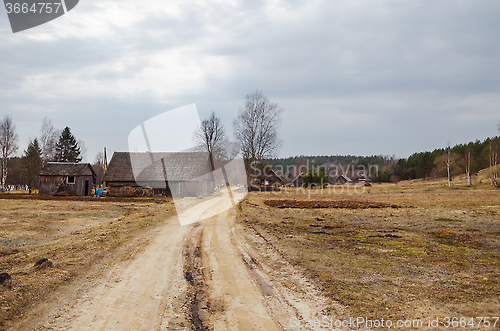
[0,196,174,329]
[237,178,500,328]
[0,174,498,330]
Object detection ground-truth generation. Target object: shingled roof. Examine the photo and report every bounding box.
[40,162,96,177]
[104,152,213,183]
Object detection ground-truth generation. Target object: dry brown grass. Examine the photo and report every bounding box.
[0,195,174,329]
[237,181,500,327]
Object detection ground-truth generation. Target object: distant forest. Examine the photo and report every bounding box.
[267,136,500,183]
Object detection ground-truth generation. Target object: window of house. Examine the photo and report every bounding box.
[67,176,75,184]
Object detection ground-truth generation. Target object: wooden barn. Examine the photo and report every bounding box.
[103,152,215,197]
[39,162,96,196]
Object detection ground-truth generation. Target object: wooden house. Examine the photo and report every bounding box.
[330,174,353,185]
[262,168,285,187]
[248,168,285,191]
[39,162,96,196]
[103,152,215,197]
[291,172,304,187]
[353,174,372,184]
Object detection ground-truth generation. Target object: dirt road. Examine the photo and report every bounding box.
[32,193,342,331]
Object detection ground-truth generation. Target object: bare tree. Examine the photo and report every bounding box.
[233,90,283,166]
[193,112,238,201]
[93,152,105,186]
[78,139,87,162]
[39,117,58,164]
[445,143,452,187]
[465,146,471,186]
[489,142,499,188]
[193,112,227,171]
[434,145,461,186]
[494,123,500,188]
[0,115,19,190]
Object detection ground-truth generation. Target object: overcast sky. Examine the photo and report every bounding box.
[1,0,499,162]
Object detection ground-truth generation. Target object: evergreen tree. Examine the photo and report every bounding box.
[55,127,82,162]
[302,168,329,187]
[21,139,42,192]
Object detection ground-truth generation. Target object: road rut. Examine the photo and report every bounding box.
[36,193,343,330]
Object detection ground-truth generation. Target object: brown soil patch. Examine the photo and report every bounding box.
[264,199,399,209]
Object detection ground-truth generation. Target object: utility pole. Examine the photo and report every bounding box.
[103,147,107,188]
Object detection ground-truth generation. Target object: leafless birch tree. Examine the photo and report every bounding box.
[446,144,452,187]
[93,152,105,185]
[494,123,500,187]
[78,139,87,162]
[39,117,58,164]
[490,143,499,188]
[193,112,227,171]
[465,147,471,186]
[233,90,283,165]
[434,149,460,184]
[0,115,18,190]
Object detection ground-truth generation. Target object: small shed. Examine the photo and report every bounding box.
[39,162,96,196]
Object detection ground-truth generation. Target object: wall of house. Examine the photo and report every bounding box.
[39,176,65,195]
[169,180,215,197]
[106,180,214,197]
[107,185,154,197]
[75,176,93,196]
[39,176,94,196]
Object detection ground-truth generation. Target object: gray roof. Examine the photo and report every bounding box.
[40,162,96,177]
[103,152,213,183]
[330,175,352,183]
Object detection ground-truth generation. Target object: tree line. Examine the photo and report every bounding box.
[378,136,500,185]
[267,154,397,179]
[265,136,500,187]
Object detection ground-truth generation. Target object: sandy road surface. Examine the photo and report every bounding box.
[36,193,344,331]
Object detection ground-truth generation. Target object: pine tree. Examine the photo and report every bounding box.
[302,168,329,187]
[55,127,82,163]
[21,138,42,192]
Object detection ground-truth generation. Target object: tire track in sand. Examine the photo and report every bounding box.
[37,192,314,330]
[201,208,282,331]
